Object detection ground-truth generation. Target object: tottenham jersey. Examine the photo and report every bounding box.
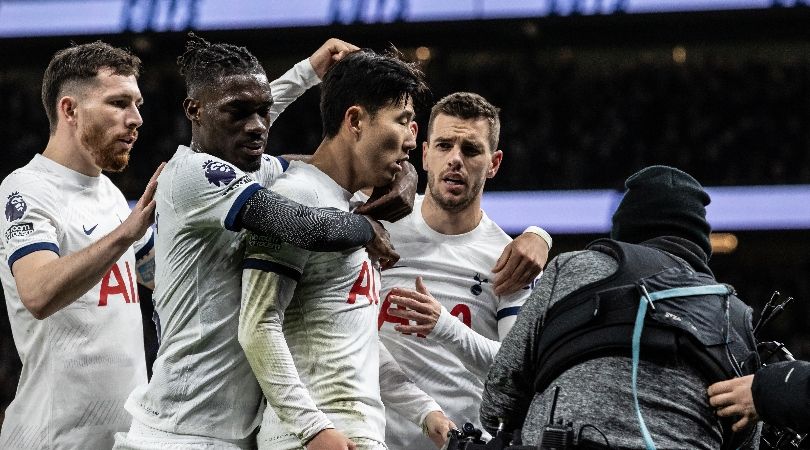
[0,154,152,450]
[242,162,386,447]
[378,195,531,450]
[123,145,284,440]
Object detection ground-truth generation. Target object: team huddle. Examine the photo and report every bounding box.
[0,35,549,450]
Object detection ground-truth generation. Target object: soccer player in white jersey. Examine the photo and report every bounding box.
[115,36,400,450]
[239,49,454,450]
[0,42,163,449]
[377,92,550,450]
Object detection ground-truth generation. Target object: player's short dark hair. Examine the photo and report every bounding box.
[41,41,141,134]
[428,92,501,151]
[319,48,430,139]
[177,32,265,97]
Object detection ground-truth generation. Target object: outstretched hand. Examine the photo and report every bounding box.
[362,216,399,270]
[492,232,547,296]
[120,162,165,243]
[309,38,361,79]
[707,375,759,432]
[354,160,418,222]
[386,277,442,336]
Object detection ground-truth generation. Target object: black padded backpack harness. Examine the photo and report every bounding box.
[531,239,759,449]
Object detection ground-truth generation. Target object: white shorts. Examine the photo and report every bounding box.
[113,419,257,450]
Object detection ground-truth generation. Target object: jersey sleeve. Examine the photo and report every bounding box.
[1,172,61,272]
[239,249,332,443]
[379,341,443,427]
[168,152,262,232]
[239,175,332,443]
[242,173,318,276]
[269,59,320,126]
[134,227,155,261]
[495,277,534,323]
[429,275,534,380]
[430,306,502,380]
[253,154,286,189]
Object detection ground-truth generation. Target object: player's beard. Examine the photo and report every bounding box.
[426,173,485,213]
[80,122,133,173]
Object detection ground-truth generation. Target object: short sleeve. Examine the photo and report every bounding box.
[169,152,262,232]
[134,226,154,260]
[253,154,285,188]
[496,277,535,321]
[0,173,61,271]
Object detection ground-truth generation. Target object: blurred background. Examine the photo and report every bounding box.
[1,0,809,421]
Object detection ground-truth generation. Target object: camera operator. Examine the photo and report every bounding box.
[480,166,759,449]
[709,360,810,433]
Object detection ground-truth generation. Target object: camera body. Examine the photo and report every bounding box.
[441,422,547,450]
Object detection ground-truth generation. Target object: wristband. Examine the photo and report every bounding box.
[523,226,552,249]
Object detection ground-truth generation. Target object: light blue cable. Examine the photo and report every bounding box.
[631,284,731,450]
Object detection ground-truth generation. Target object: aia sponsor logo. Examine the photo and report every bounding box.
[99,261,138,306]
[202,160,237,187]
[378,293,471,338]
[5,192,26,221]
[347,260,379,305]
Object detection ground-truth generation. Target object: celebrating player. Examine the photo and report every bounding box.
[115,36,398,449]
[0,42,162,449]
[378,92,549,449]
[239,49,454,450]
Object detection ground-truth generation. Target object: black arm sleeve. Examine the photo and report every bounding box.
[752,360,810,432]
[235,187,373,252]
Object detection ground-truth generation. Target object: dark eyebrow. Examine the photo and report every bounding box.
[225,98,272,109]
[398,110,415,121]
[107,92,143,106]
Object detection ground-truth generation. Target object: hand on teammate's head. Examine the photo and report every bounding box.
[309,38,360,79]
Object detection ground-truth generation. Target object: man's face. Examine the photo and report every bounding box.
[423,114,502,213]
[76,69,143,172]
[190,72,273,172]
[356,97,416,188]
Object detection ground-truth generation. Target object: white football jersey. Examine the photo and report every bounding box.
[379,195,531,450]
[0,154,152,449]
[123,145,284,440]
[242,162,386,448]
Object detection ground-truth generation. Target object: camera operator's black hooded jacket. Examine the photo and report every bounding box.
[480,237,758,449]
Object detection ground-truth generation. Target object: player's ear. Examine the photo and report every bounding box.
[422,141,429,171]
[183,98,200,123]
[59,96,78,127]
[487,149,503,178]
[345,105,362,138]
